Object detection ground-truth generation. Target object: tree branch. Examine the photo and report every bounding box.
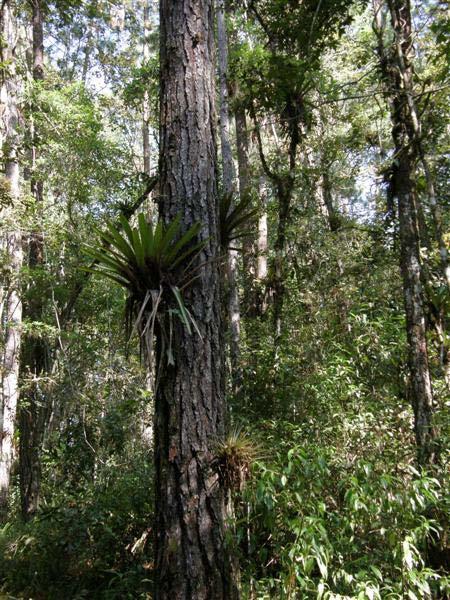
[249,102,280,184]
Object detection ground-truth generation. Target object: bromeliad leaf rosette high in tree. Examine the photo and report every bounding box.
[84,213,206,374]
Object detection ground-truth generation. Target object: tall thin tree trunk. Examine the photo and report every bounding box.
[373,0,436,466]
[217,0,241,393]
[322,168,340,232]
[235,108,250,204]
[0,0,23,517]
[142,0,151,178]
[387,0,450,388]
[235,106,269,316]
[141,0,155,395]
[272,179,291,338]
[156,0,238,597]
[395,151,436,465]
[0,235,22,517]
[257,176,268,282]
[217,0,234,197]
[81,21,94,84]
[235,106,259,315]
[387,0,449,290]
[19,0,48,520]
[251,104,299,337]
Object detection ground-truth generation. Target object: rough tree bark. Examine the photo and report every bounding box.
[155,0,238,597]
[19,0,48,520]
[0,0,23,517]
[373,0,436,466]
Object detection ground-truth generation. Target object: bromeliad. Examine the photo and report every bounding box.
[84,213,206,370]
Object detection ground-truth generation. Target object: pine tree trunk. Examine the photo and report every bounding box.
[0,0,23,518]
[156,0,238,597]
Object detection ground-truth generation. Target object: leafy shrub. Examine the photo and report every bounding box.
[237,422,450,599]
[0,456,153,599]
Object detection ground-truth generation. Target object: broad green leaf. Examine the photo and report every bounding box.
[138,213,154,257]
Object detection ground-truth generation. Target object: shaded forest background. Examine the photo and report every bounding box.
[0,0,449,598]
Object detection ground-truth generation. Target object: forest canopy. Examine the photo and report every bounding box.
[0,0,449,598]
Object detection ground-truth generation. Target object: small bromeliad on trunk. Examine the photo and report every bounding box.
[214,427,262,493]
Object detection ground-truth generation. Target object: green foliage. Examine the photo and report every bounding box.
[0,176,12,209]
[122,57,159,109]
[24,78,138,217]
[1,349,153,599]
[247,0,359,55]
[1,1,449,598]
[0,457,153,599]
[231,0,362,119]
[235,204,449,597]
[237,423,449,599]
[86,214,205,290]
[430,2,450,70]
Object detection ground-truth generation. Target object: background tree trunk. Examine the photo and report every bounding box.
[394,152,436,466]
[256,177,268,282]
[322,168,340,232]
[0,0,23,517]
[19,0,48,520]
[156,0,238,597]
[373,0,436,466]
[217,0,241,394]
[235,108,250,204]
[251,106,299,338]
[142,0,151,178]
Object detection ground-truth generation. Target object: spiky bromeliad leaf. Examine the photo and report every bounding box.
[220,192,258,249]
[85,214,207,287]
[164,221,201,265]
